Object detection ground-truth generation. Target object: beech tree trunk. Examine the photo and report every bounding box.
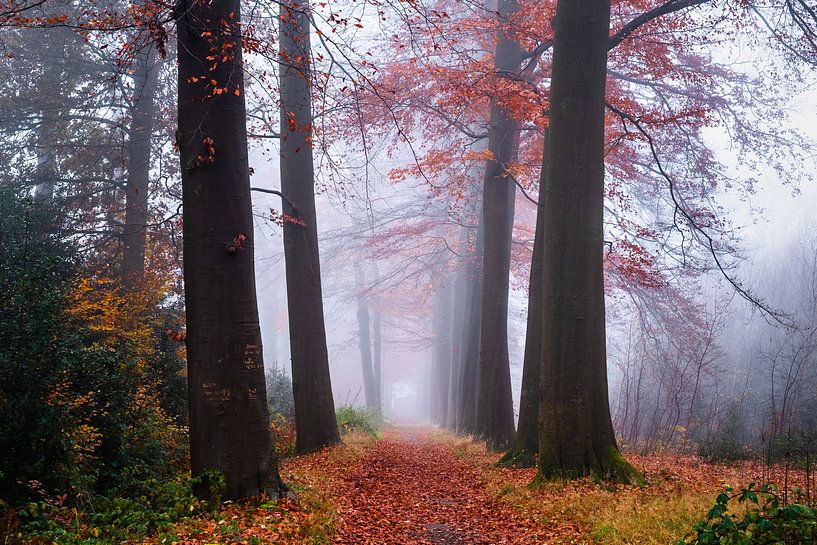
[457,219,483,434]
[177,0,284,499]
[537,0,641,483]
[372,262,383,414]
[446,232,469,429]
[279,0,339,453]
[122,44,159,288]
[475,0,521,451]
[356,268,377,411]
[431,278,452,425]
[500,131,548,468]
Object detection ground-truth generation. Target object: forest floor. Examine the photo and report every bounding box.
[165,428,806,545]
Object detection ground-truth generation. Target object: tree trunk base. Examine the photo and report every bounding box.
[535,445,644,485]
[497,448,537,468]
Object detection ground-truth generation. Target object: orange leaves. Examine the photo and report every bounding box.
[66,277,154,352]
[269,208,308,228]
[193,136,217,170]
[288,429,553,544]
[227,232,249,254]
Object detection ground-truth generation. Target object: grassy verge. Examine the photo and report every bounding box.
[429,430,725,545]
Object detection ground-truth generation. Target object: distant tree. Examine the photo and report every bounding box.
[176,0,284,499]
[356,266,379,413]
[536,0,640,483]
[121,37,161,289]
[278,0,340,453]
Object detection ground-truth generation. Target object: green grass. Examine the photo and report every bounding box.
[335,406,382,437]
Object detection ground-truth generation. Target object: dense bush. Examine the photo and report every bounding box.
[0,190,187,505]
[679,484,817,544]
[336,406,382,437]
[7,471,224,545]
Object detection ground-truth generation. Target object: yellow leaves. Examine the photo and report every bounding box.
[65,273,169,356]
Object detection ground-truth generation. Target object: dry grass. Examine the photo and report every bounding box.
[428,429,741,544]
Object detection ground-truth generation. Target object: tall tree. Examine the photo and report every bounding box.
[446,226,470,429]
[457,218,483,434]
[500,130,548,467]
[122,42,160,288]
[177,0,284,499]
[536,0,641,483]
[279,0,340,453]
[372,264,383,414]
[356,266,378,411]
[431,276,453,425]
[474,0,521,451]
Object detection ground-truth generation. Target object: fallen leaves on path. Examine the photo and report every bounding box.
[286,428,551,544]
[160,428,816,544]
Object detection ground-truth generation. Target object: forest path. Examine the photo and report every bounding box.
[324,428,549,544]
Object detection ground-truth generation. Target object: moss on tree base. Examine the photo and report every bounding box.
[534,445,645,487]
[496,448,537,468]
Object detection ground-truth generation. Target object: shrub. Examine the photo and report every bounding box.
[0,190,187,504]
[270,413,297,458]
[8,471,224,545]
[678,483,817,544]
[336,406,381,437]
[266,366,295,420]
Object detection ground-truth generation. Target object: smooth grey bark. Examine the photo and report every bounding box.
[356,267,378,411]
[500,130,548,468]
[122,44,159,288]
[33,112,57,202]
[446,230,470,429]
[536,0,640,483]
[279,0,340,453]
[457,218,483,434]
[431,278,453,425]
[32,32,62,203]
[372,264,383,414]
[475,0,521,451]
[177,0,284,499]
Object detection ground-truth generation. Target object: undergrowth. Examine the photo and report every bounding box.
[335,406,382,437]
[678,483,817,544]
[3,471,224,545]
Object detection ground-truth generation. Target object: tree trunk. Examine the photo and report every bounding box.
[122,44,159,289]
[356,267,377,411]
[372,266,383,414]
[431,278,452,425]
[279,0,339,453]
[536,0,641,483]
[475,0,521,451]
[177,0,284,499]
[500,130,549,467]
[446,231,469,429]
[457,219,483,434]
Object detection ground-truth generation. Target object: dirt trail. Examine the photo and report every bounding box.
[327,429,548,544]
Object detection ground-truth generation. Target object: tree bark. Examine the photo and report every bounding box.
[122,44,159,289]
[475,0,521,451]
[500,130,549,467]
[446,231,469,429]
[177,0,284,499]
[431,277,452,425]
[457,219,483,434]
[536,0,641,483]
[372,264,383,414]
[356,267,377,411]
[279,0,340,453]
